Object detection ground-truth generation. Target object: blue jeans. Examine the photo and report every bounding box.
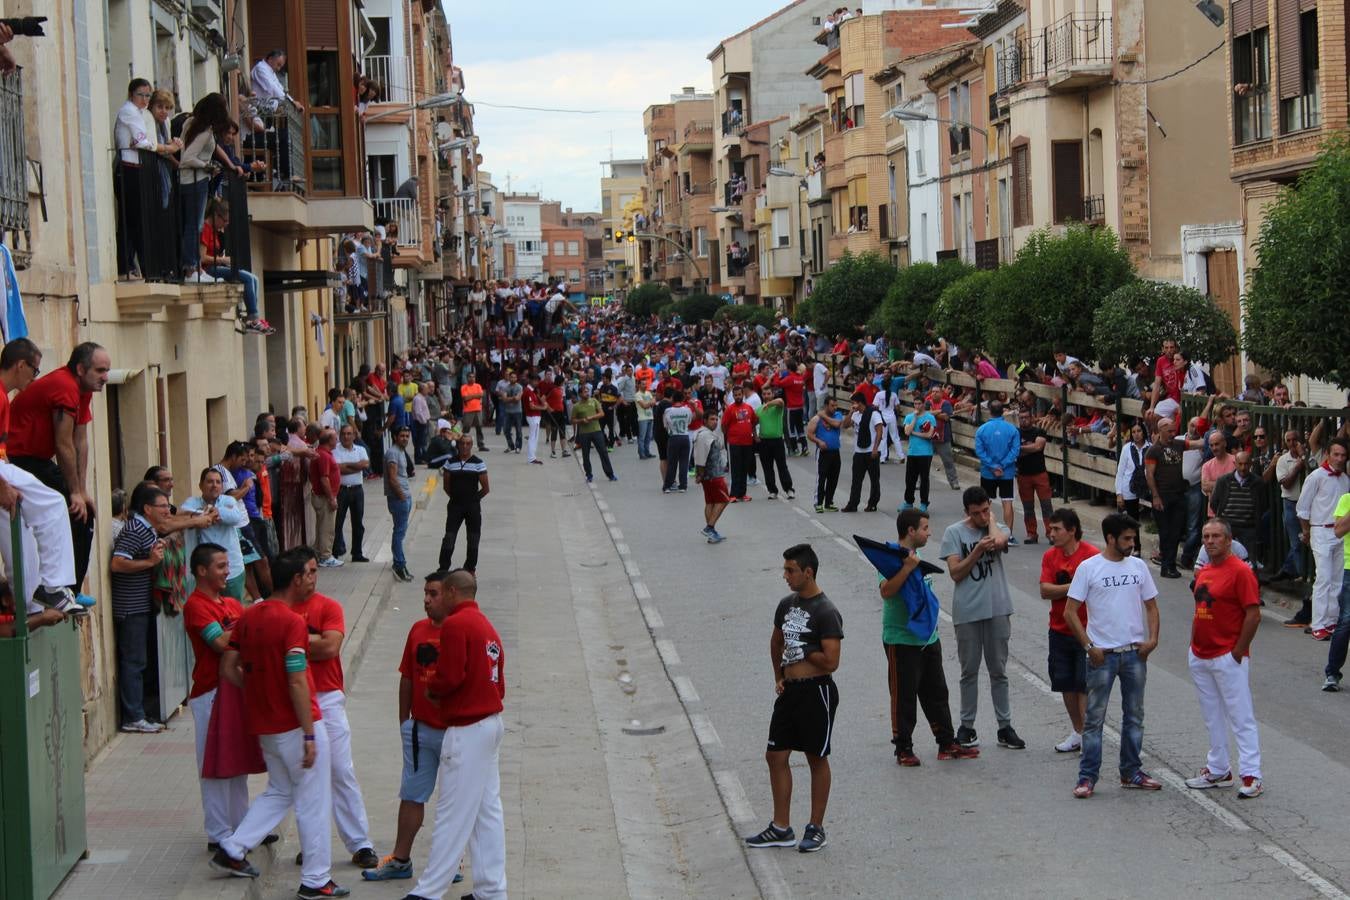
[637,418,653,458]
[206,266,260,318]
[499,410,523,451]
[114,612,152,724]
[1325,577,1350,679]
[179,179,210,271]
[1280,498,1307,577]
[1180,483,1205,566]
[387,496,412,568]
[1079,648,1147,784]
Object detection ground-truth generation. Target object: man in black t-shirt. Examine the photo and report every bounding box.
[745,544,842,855]
[1016,409,1053,544]
[439,436,489,573]
[653,388,674,484]
[1144,418,1205,579]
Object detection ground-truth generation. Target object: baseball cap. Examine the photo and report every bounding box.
[436,418,453,431]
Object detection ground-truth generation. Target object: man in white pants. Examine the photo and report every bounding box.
[522,372,546,465]
[1296,439,1348,639]
[290,545,379,870]
[0,337,87,616]
[405,569,506,900]
[1184,519,1264,799]
[210,548,347,900]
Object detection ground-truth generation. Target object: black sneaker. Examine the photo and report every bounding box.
[955,726,979,748]
[798,823,827,853]
[210,848,260,878]
[1160,568,1182,579]
[744,822,796,848]
[997,726,1027,749]
[297,881,351,898]
[352,847,380,868]
[351,555,370,563]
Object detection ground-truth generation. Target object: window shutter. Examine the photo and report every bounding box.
[1251,0,1270,27]
[1011,144,1030,228]
[1051,141,1083,224]
[305,0,339,46]
[1298,0,1316,10]
[1276,0,1303,99]
[1232,0,1252,33]
[249,2,288,63]
[877,204,889,239]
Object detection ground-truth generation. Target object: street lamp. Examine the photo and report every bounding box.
[885,106,989,139]
[365,90,463,123]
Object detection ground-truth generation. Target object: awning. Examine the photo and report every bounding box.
[263,270,344,294]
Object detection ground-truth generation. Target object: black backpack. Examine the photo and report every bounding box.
[1128,444,1151,500]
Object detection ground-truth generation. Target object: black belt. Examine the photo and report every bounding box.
[783,674,833,685]
[338,484,363,491]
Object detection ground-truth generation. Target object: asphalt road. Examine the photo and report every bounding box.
[587,440,1350,900]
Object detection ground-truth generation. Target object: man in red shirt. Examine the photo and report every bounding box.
[1184,519,1264,799]
[0,338,88,615]
[290,547,378,869]
[212,549,346,899]
[522,374,545,465]
[407,569,507,900]
[723,383,758,502]
[309,428,342,568]
[361,571,459,883]
[8,341,111,593]
[544,374,568,458]
[1038,509,1100,754]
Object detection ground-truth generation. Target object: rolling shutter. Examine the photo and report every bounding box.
[248,1,288,63]
[305,0,339,46]
[1051,141,1083,225]
[1011,143,1030,228]
[1276,0,1303,99]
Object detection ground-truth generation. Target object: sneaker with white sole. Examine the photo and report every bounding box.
[1184,767,1233,790]
[1054,731,1082,753]
[120,718,165,734]
[318,556,344,568]
[1237,775,1263,799]
[744,822,795,848]
[797,823,827,853]
[35,586,90,616]
[1322,674,1341,692]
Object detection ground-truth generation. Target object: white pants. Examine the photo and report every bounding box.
[1188,650,1261,779]
[317,690,372,854]
[222,724,333,889]
[1310,529,1345,631]
[525,415,541,462]
[410,714,507,900]
[189,689,249,842]
[0,459,76,609]
[877,413,905,463]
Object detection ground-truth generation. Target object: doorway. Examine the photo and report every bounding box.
[1205,248,1242,396]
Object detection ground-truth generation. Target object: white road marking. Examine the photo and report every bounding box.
[624,559,641,579]
[639,600,663,630]
[713,770,793,900]
[712,769,754,824]
[609,527,624,541]
[809,519,831,534]
[672,675,700,704]
[689,713,720,748]
[832,536,853,551]
[793,506,810,517]
[631,581,652,601]
[655,638,682,666]
[595,499,610,512]
[1259,844,1350,900]
[614,543,631,557]
[602,512,616,525]
[374,546,391,564]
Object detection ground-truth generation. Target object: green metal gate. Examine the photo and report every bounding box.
[0,506,87,898]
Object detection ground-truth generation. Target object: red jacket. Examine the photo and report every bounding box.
[773,371,806,408]
[431,601,505,727]
[723,402,758,446]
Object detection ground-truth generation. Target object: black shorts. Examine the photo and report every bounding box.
[980,477,1015,499]
[767,675,838,757]
[655,433,669,461]
[1047,629,1087,693]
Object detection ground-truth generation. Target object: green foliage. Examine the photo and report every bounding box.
[932,269,997,352]
[874,260,975,343]
[624,282,672,319]
[983,224,1135,364]
[675,292,724,323]
[797,251,897,339]
[1093,281,1237,367]
[1242,133,1350,389]
[714,303,777,328]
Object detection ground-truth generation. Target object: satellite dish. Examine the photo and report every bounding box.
[435,121,453,142]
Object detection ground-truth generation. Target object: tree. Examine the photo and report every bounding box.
[797,251,896,339]
[983,224,1135,364]
[1242,133,1350,389]
[715,303,777,328]
[624,282,671,319]
[676,292,724,323]
[932,269,997,353]
[874,259,974,344]
[1093,281,1237,367]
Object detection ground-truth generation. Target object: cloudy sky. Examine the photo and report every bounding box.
[443,0,792,212]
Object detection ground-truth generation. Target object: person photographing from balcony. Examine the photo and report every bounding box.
[179,92,231,284]
[200,198,273,334]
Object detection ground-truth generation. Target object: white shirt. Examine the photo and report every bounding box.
[319,408,342,431]
[1296,466,1350,526]
[115,100,155,164]
[1067,553,1157,648]
[1275,451,1304,503]
[813,362,828,392]
[332,444,370,488]
[1115,440,1151,499]
[706,365,729,391]
[251,59,292,103]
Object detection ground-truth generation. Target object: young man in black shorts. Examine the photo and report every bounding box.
[745,543,842,853]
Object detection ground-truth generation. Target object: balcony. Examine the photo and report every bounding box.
[0,70,29,268]
[722,108,745,135]
[241,99,306,196]
[373,197,422,247]
[805,169,825,203]
[724,177,749,209]
[1083,194,1105,225]
[363,55,414,105]
[681,120,714,153]
[996,14,1114,94]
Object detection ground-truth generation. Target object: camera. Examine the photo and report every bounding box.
[0,17,47,37]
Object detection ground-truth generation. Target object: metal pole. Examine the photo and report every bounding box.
[11,501,25,638]
[1060,384,1071,501]
[633,231,706,283]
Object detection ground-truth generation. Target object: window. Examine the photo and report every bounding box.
[887,162,897,241]
[1232,0,1272,143]
[952,194,965,258]
[553,241,565,255]
[695,226,708,257]
[367,155,396,199]
[947,82,971,155]
[370,17,390,56]
[307,50,344,192]
[1011,143,1031,228]
[843,72,866,130]
[1051,140,1084,224]
[568,241,580,255]
[568,269,580,281]
[847,177,868,231]
[914,146,925,177]
[772,208,791,248]
[1278,6,1320,133]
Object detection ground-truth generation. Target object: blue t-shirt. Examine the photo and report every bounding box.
[817,411,844,451]
[388,394,411,429]
[904,411,937,457]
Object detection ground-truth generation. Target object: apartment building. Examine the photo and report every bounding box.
[542,224,586,294]
[600,159,646,293]
[642,88,717,295]
[789,104,833,284]
[501,193,545,280]
[1226,0,1344,404]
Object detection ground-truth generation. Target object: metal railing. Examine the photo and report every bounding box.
[241,99,306,195]
[1083,194,1105,223]
[997,14,1113,90]
[373,196,422,247]
[684,120,713,139]
[722,108,745,135]
[363,55,414,105]
[0,70,28,266]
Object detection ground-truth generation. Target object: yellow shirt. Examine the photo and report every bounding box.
[398,381,418,402]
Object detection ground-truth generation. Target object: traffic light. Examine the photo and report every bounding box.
[614,229,626,243]
[627,234,636,243]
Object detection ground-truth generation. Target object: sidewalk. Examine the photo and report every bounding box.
[54,476,430,900]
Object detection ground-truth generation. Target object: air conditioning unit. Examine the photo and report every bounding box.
[190,0,221,24]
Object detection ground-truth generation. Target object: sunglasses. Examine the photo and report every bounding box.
[1254,433,1267,439]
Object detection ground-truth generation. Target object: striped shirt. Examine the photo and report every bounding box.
[442,455,487,506]
[111,514,159,616]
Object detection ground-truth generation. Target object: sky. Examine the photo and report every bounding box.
[442,0,794,212]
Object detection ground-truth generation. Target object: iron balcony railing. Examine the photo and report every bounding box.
[996,14,1114,91]
[362,55,414,105]
[1083,194,1106,224]
[0,69,27,265]
[241,98,306,195]
[721,108,745,135]
[373,196,422,247]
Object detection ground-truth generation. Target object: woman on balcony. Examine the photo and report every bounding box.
[179,93,232,284]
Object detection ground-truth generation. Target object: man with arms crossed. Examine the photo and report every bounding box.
[1296,438,1348,640]
[1062,513,1161,798]
[744,544,841,854]
[1184,519,1264,798]
[1039,508,1099,754]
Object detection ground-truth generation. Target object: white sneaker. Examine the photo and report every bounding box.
[1054,731,1082,753]
[120,719,165,734]
[1184,767,1233,789]
[1237,776,1263,799]
[186,270,218,284]
[318,556,345,568]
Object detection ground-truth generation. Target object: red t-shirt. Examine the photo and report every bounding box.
[723,402,758,446]
[367,373,387,395]
[200,222,222,259]
[1191,554,1260,659]
[1040,542,1100,635]
[732,361,750,378]
[1157,363,1182,403]
[521,385,543,416]
[292,592,346,694]
[8,368,93,460]
[0,388,9,459]
[431,601,505,727]
[399,617,451,729]
[309,448,340,497]
[686,398,704,431]
[231,599,322,735]
[774,371,806,408]
[856,381,879,405]
[545,385,565,413]
[183,589,244,698]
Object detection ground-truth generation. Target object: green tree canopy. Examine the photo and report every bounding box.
[715,303,777,328]
[1093,281,1237,367]
[624,282,672,319]
[675,292,724,322]
[797,251,897,339]
[983,224,1135,364]
[932,269,997,353]
[1242,133,1350,389]
[874,259,975,344]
